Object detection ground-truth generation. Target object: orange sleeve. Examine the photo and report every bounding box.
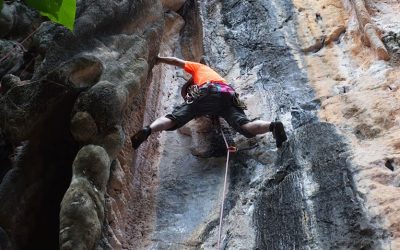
[183,61,227,85]
[184,61,201,75]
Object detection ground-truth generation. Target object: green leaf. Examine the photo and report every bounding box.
[25,0,62,18]
[25,0,76,31]
[57,0,76,31]
[0,0,3,10]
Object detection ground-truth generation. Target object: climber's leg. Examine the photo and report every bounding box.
[131,116,177,149]
[131,101,198,149]
[150,117,176,132]
[240,120,287,148]
[240,120,271,135]
[222,104,287,148]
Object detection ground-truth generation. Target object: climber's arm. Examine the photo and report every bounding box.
[156,56,185,68]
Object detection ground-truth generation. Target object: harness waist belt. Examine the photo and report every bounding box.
[185,82,236,104]
[199,81,235,94]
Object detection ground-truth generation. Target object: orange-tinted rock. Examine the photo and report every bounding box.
[297,0,400,247]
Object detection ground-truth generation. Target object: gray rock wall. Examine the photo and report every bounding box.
[254,123,381,249]
[0,0,395,249]
[149,0,388,249]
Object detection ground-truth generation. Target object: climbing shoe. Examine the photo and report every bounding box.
[131,126,151,149]
[270,121,287,148]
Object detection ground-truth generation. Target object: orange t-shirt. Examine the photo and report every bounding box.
[184,61,227,86]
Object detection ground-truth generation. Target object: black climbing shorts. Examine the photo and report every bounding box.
[165,92,254,138]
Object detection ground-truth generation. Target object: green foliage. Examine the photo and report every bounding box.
[0,0,3,10]
[25,0,76,31]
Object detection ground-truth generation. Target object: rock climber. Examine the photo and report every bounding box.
[131,55,287,149]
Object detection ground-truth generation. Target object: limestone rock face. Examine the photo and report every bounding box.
[150,0,400,249]
[1,0,400,249]
[161,0,186,12]
[60,145,110,250]
[0,0,164,249]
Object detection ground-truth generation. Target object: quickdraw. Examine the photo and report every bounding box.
[185,84,201,104]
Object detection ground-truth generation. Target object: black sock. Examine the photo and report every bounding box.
[145,126,152,134]
[269,122,275,132]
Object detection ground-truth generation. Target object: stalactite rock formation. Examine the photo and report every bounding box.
[0,1,164,249]
[0,0,400,249]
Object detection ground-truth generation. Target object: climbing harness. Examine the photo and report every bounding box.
[217,125,237,250]
[184,81,247,110]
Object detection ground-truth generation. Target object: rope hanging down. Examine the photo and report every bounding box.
[217,126,237,250]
